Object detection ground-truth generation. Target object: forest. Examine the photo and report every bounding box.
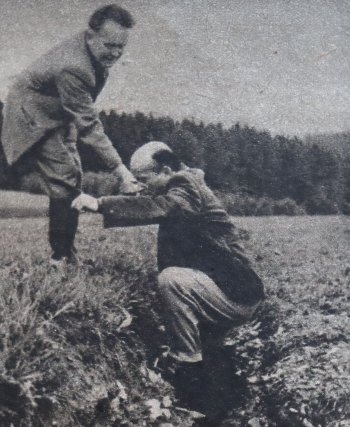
[1,100,349,215]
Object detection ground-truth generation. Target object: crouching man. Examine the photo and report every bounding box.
[72,141,265,419]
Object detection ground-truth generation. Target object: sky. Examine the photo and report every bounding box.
[0,0,349,136]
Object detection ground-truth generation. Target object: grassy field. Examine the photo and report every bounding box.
[0,213,349,426]
[0,191,48,218]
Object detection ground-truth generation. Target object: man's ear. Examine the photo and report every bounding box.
[161,165,172,175]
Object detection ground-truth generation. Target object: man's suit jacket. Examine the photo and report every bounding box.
[1,31,122,169]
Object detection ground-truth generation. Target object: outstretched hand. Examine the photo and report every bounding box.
[72,194,99,212]
[112,164,141,195]
[119,180,141,195]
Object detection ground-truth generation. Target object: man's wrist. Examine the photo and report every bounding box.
[111,164,126,175]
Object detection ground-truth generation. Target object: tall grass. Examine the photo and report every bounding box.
[0,215,349,426]
[0,216,192,426]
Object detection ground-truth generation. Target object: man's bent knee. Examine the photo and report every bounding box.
[46,182,80,200]
[158,267,180,289]
[158,267,201,296]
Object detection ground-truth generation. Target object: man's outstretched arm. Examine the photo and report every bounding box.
[72,178,201,227]
[57,69,138,193]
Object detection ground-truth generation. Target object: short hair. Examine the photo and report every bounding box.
[89,4,135,31]
[152,149,182,172]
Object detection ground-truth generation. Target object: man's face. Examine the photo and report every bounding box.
[132,166,172,195]
[87,20,129,68]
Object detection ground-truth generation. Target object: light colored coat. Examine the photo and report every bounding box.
[1,31,121,169]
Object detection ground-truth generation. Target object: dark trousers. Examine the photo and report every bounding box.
[15,125,82,259]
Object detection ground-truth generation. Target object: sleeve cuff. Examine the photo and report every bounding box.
[97,197,105,213]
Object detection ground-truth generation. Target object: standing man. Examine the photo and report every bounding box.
[1,4,138,266]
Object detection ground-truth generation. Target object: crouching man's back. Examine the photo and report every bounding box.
[154,167,265,306]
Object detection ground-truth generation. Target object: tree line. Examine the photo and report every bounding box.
[1,100,350,215]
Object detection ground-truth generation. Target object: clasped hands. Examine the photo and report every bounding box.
[72,164,143,212]
[114,164,140,195]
